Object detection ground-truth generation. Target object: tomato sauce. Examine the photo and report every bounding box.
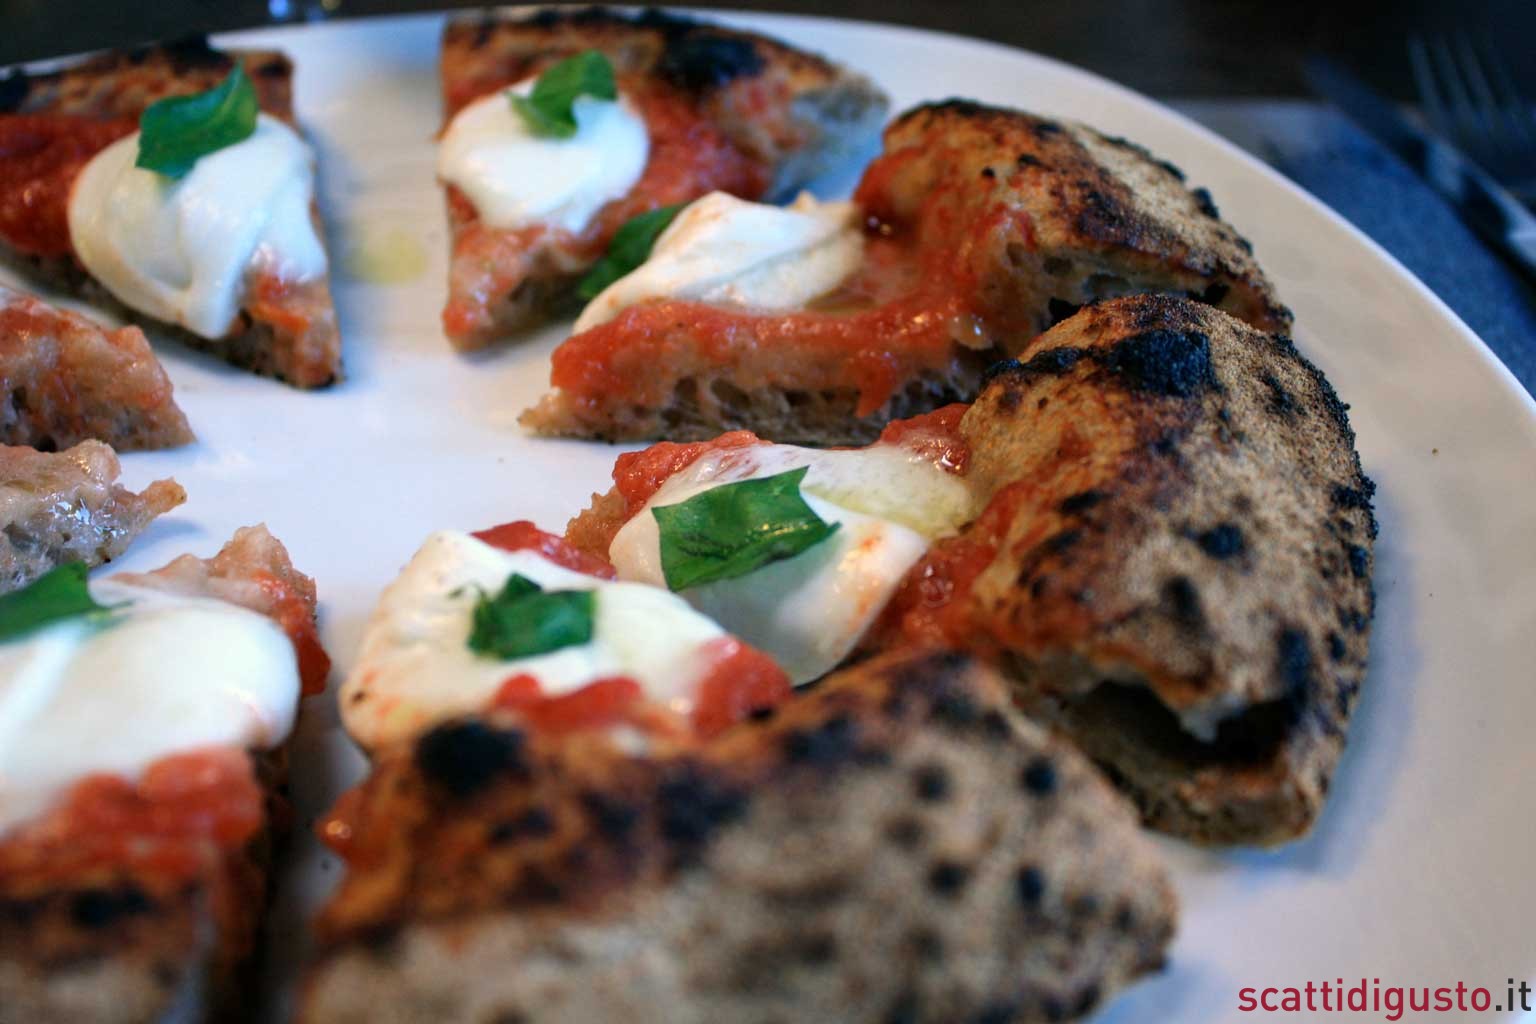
[689,636,792,739]
[547,140,1015,418]
[0,113,134,257]
[250,570,332,696]
[609,430,763,512]
[877,402,971,474]
[0,747,262,887]
[474,519,618,579]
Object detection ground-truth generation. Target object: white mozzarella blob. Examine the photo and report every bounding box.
[67,114,327,340]
[340,531,730,751]
[436,83,649,235]
[0,581,300,837]
[608,444,981,684]
[573,191,863,332]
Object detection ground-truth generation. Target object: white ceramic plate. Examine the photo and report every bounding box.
[6,9,1536,1023]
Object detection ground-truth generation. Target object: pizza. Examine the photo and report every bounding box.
[304,649,1175,1023]
[0,440,184,593]
[0,285,192,451]
[436,6,889,349]
[563,295,1375,846]
[0,37,342,388]
[522,100,1291,445]
[0,525,328,1022]
[337,520,791,752]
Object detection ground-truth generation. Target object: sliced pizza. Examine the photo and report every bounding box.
[0,284,193,451]
[0,525,328,1023]
[338,520,790,753]
[436,6,888,349]
[563,296,1374,846]
[523,99,1291,445]
[0,440,184,593]
[0,37,341,388]
[304,649,1175,1024]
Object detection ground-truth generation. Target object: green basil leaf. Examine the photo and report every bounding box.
[576,203,686,301]
[654,467,840,591]
[467,573,595,660]
[135,64,259,179]
[0,562,115,642]
[509,50,617,139]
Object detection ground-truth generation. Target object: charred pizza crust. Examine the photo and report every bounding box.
[522,99,1290,446]
[0,440,184,593]
[0,526,324,1024]
[302,650,1175,1024]
[0,285,193,451]
[0,38,342,389]
[892,294,1375,845]
[439,5,888,349]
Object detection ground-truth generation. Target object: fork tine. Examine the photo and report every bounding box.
[1472,35,1536,158]
[1408,35,1454,139]
[1429,34,1487,156]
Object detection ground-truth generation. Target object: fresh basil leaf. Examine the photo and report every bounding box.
[654,467,840,591]
[510,50,617,138]
[467,573,595,660]
[136,64,259,179]
[577,203,686,300]
[0,562,115,642]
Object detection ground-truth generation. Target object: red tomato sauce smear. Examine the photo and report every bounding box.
[547,142,1015,418]
[0,747,263,888]
[0,114,134,257]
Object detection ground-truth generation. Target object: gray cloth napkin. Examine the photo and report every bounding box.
[1267,112,1536,397]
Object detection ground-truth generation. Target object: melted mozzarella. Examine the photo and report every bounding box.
[341,531,730,751]
[437,83,649,235]
[608,444,980,684]
[67,114,327,340]
[0,581,300,837]
[574,191,863,332]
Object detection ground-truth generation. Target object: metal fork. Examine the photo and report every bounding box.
[1408,32,1536,206]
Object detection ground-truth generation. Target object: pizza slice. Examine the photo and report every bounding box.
[0,37,341,388]
[303,649,1175,1023]
[436,6,888,349]
[338,520,791,753]
[1,285,193,451]
[562,296,1374,846]
[0,440,184,593]
[0,525,328,1023]
[522,99,1291,445]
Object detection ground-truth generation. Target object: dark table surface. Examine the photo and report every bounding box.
[4,0,1535,100]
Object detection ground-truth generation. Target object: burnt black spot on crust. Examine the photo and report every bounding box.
[490,806,554,844]
[1276,628,1314,697]
[1345,543,1369,578]
[1059,489,1104,515]
[927,860,971,896]
[1015,865,1046,906]
[415,721,526,799]
[930,691,980,727]
[1164,575,1204,628]
[657,765,746,846]
[1261,371,1296,416]
[1195,523,1244,559]
[1097,329,1216,397]
[582,790,640,840]
[886,992,921,1024]
[1021,755,1057,795]
[912,762,951,802]
[1327,632,1347,661]
[71,886,152,929]
[783,713,858,764]
[657,32,765,91]
[972,1003,1020,1024]
[981,166,996,179]
[1199,281,1230,306]
[1191,186,1220,219]
[1033,120,1063,137]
